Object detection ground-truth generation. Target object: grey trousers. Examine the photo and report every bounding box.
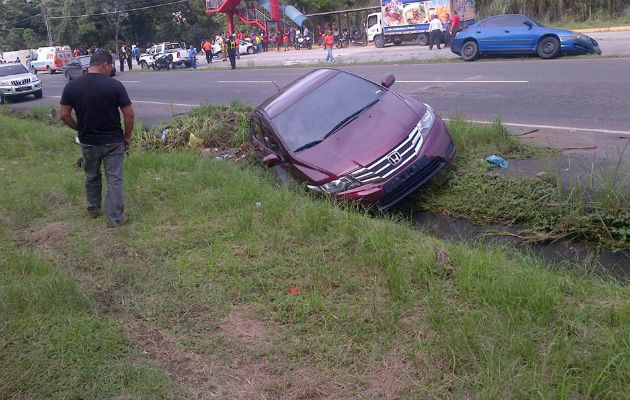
[81,142,125,225]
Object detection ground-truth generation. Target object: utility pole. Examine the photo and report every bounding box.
[44,14,53,45]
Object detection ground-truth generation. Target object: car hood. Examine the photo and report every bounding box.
[0,72,36,81]
[292,92,423,181]
[544,27,579,37]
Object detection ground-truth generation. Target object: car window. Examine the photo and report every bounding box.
[504,15,530,26]
[250,114,264,143]
[476,16,504,28]
[0,64,29,76]
[272,71,385,153]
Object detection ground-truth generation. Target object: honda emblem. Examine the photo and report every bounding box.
[387,151,402,166]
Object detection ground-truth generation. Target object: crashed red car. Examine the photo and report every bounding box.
[249,68,455,210]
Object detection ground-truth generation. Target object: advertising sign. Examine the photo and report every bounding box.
[381,0,452,34]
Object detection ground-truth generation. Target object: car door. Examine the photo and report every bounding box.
[65,59,80,78]
[501,15,538,52]
[473,16,505,53]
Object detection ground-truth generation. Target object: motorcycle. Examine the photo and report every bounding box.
[334,31,349,49]
[152,53,173,70]
[295,33,312,50]
[349,29,368,46]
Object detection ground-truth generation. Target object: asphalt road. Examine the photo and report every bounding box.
[8,56,630,133]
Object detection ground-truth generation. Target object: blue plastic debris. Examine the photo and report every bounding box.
[486,155,509,168]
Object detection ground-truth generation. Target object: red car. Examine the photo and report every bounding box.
[250,68,455,210]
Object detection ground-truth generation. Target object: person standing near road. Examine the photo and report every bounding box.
[428,15,444,50]
[188,45,197,69]
[236,30,243,59]
[226,33,237,69]
[125,45,133,70]
[324,30,335,62]
[118,45,126,71]
[448,10,461,46]
[203,39,213,63]
[262,31,269,51]
[133,44,141,63]
[59,50,135,228]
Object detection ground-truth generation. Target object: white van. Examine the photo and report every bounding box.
[32,46,73,74]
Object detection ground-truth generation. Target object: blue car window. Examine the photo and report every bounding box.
[476,16,505,28]
[504,15,530,27]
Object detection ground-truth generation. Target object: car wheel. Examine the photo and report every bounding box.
[0,94,5,105]
[307,43,312,50]
[537,36,560,59]
[460,40,479,61]
[393,37,402,46]
[46,65,53,74]
[34,89,43,99]
[417,33,429,46]
[247,46,254,54]
[140,60,149,69]
[374,35,385,48]
[82,69,87,75]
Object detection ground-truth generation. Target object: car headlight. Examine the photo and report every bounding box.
[307,176,362,195]
[418,104,435,136]
[0,80,9,86]
[31,76,39,82]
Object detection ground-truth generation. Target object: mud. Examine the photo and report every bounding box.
[413,211,630,279]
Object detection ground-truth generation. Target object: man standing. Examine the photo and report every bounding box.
[448,10,461,46]
[118,45,126,71]
[226,33,237,69]
[59,50,135,228]
[324,30,334,62]
[203,39,213,63]
[125,45,133,70]
[428,15,444,50]
[188,45,197,69]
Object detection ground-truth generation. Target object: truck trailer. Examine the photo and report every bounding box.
[366,0,476,47]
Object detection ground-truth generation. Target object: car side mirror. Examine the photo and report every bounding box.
[262,153,282,167]
[381,74,395,88]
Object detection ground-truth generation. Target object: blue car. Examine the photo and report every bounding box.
[451,14,602,61]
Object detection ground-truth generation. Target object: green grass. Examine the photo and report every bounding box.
[1,112,629,398]
[404,116,630,249]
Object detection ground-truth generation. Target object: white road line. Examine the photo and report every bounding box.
[47,95,197,107]
[216,80,274,83]
[118,80,140,83]
[398,80,529,83]
[446,118,630,136]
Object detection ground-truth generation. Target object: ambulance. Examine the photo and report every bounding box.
[31,46,73,74]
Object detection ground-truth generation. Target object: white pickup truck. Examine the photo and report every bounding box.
[138,42,191,69]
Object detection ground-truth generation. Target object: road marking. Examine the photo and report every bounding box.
[47,95,197,107]
[398,80,528,83]
[216,80,274,83]
[118,80,140,83]
[447,118,630,136]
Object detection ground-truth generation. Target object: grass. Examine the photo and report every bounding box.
[403,116,630,250]
[1,110,630,398]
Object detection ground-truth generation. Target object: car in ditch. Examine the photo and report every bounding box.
[62,55,117,80]
[249,68,455,210]
[451,14,602,61]
[0,63,43,104]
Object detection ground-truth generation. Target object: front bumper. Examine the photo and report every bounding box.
[561,36,602,55]
[0,81,42,97]
[334,116,455,210]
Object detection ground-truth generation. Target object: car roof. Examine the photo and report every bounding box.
[258,68,340,119]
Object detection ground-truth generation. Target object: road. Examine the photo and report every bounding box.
[7,56,630,134]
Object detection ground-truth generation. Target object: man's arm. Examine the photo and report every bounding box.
[121,104,135,150]
[59,104,78,131]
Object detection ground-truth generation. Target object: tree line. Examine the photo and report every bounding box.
[0,0,628,52]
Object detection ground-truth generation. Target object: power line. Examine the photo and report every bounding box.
[47,0,191,19]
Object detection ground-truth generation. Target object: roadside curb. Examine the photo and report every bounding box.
[574,25,629,33]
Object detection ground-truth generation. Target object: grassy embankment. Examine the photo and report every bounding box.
[1,105,629,399]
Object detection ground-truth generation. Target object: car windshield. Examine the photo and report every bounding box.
[272,72,385,153]
[530,17,545,27]
[0,64,29,76]
[80,57,90,65]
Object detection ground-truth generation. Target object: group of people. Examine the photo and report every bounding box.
[117,44,141,72]
[427,10,462,50]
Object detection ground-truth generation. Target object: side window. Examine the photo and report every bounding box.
[367,15,378,28]
[261,120,282,153]
[477,17,501,28]
[506,15,530,26]
[250,115,264,143]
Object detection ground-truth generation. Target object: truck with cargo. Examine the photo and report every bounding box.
[366,0,476,47]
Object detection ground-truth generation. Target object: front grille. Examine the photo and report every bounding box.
[10,78,31,85]
[351,124,424,184]
[378,156,446,210]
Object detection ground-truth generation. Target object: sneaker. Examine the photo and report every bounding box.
[107,215,129,228]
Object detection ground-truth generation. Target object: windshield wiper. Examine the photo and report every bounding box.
[293,99,380,153]
[322,99,380,140]
[294,139,323,153]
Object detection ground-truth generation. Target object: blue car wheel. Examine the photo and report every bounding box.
[461,40,479,61]
[537,36,560,59]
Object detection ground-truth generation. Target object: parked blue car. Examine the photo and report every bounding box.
[451,14,602,61]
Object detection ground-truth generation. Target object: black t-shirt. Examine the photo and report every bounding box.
[60,73,132,145]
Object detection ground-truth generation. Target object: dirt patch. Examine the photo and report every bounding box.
[18,222,68,249]
[219,305,278,345]
[362,347,421,399]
